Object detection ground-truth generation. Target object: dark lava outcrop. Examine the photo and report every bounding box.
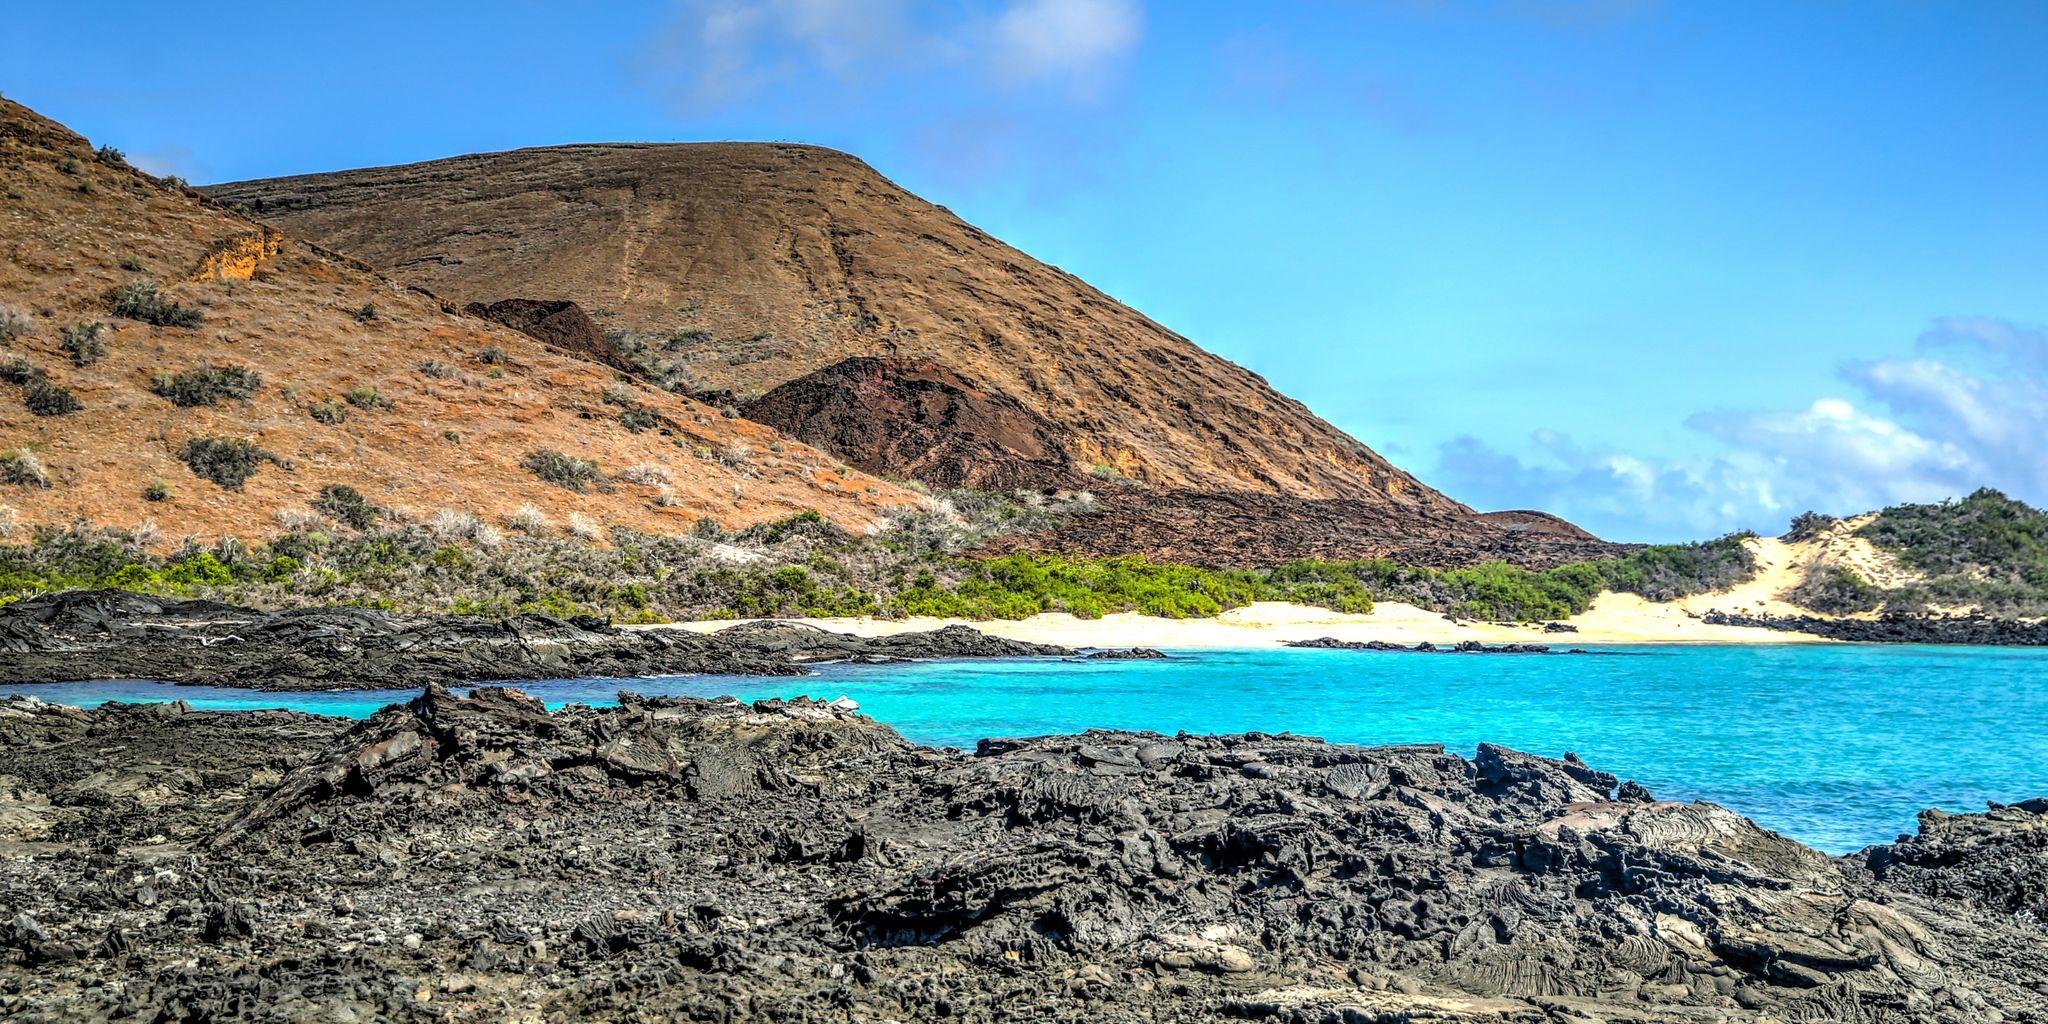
[1702,610,2048,646]
[461,298,626,370]
[742,356,1080,490]
[3,689,2044,1022]
[1284,638,1555,654]
[0,590,1072,690]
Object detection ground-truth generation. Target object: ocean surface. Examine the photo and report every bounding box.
[13,643,2047,854]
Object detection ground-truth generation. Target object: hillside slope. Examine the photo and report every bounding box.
[0,100,915,543]
[208,143,1459,509]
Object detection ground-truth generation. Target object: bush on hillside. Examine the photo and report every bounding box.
[1859,488,2048,616]
[0,449,50,489]
[178,437,274,490]
[23,381,81,416]
[308,398,348,425]
[1787,510,1837,541]
[1788,565,1883,614]
[107,281,203,328]
[313,484,383,530]
[58,322,105,366]
[150,364,263,407]
[343,385,392,410]
[0,357,42,387]
[523,449,604,492]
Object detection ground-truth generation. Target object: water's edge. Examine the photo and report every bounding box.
[11,643,2048,855]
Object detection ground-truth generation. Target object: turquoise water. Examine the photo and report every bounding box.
[14,644,2048,854]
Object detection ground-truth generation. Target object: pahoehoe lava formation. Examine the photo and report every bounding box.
[2,687,2044,1021]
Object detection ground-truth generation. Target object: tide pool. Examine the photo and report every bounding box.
[13,643,2047,854]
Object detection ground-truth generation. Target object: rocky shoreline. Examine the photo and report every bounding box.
[0,590,1076,691]
[2,688,2044,1022]
[1284,637,1559,654]
[1702,609,2048,645]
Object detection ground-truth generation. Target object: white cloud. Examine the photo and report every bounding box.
[1431,317,2048,541]
[645,0,1143,110]
[992,0,1142,87]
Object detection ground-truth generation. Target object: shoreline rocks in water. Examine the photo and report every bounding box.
[2,688,2044,1022]
[1701,609,2048,645]
[0,590,1073,691]
[1285,636,1554,654]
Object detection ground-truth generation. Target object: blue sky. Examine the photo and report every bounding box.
[8,1,2047,540]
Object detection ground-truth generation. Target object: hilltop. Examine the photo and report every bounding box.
[207,142,1440,503]
[0,99,915,544]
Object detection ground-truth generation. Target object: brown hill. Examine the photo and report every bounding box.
[0,100,916,543]
[207,143,1456,508]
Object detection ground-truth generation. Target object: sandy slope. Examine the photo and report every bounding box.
[659,595,1823,648]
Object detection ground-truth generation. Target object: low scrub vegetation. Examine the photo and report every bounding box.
[602,329,692,390]
[0,486,1766,626]
[0,305,32,344]
[313,484,383,530]
[523,449,604,492]
[308,399,348,425]
[343,385,392,410]
[22,381,81,416]
[107,281,202,328]
[150,364,263,407]
[1787,564,1883,615]
[1857,488,2048,616]
[0,450,50,489]
[1,358,42,386]
[178,437,276,490]
[58,322,105,367]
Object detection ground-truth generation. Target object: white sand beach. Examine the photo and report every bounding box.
[645,530,1934,648]
[656,593,1828,648]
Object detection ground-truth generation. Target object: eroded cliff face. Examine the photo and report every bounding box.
[3,687,2043,1022]
[207,143,1462,508]
[192,227,285,281]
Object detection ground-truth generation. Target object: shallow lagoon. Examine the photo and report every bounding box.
[17,643,2048,854]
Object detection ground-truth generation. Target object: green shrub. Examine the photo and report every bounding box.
[343,385,391,410]
[1789,565,1883,614]
[0,449,50,488]
[477,346,506,365]
[23,381,80,416]
[523,448,603,491]
[1860,489,2048,615]
[58,322,105,366]
[313,484,382,530]
[143,478,172,502]
[162,552,232,588]
[1786,511,1837,540]
[1,357,43,386]
[150,364,263,407]
[308,399,348,425]
[354,303,378,323]
[107,281,202,328]
[178,437,274,490]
